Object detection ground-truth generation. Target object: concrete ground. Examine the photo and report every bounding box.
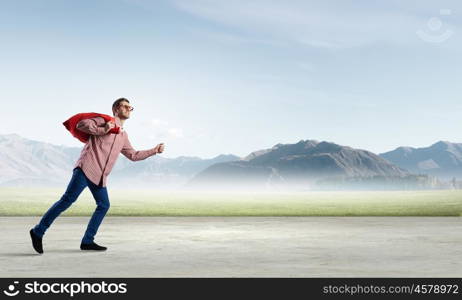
[1,216,461,277]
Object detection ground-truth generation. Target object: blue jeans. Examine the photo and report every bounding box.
[33,167,110,244]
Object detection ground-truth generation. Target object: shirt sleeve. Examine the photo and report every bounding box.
[76,117,108,136]
[121,134,157,161]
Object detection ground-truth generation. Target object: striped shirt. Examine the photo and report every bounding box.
[74,116,157,187]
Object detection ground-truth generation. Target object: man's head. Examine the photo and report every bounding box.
[112,98,133,120]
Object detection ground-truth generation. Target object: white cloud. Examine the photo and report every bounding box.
[185,27,288,47]
[144,118,184,140]
[168,128,184,138]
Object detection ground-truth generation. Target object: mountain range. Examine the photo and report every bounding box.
[189,139,411,190]
[1,133,460,189]
[379,141,462,180]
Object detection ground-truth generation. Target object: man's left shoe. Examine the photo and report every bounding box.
[80,242,107,251]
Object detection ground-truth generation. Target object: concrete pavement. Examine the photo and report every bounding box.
[1,216,461,277]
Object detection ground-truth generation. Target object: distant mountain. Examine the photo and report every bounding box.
[380,141,462,180]
[0,134,240,188]
[188,140,410,190]
[0,134,79,186]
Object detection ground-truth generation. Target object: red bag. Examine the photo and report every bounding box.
[63,112,120,143]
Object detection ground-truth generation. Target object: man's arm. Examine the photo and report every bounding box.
[121,135,158,161]
[76,117,109,136]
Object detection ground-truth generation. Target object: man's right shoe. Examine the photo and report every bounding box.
[29,229,43,254]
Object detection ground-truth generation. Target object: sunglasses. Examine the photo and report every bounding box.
[119,104,134,112]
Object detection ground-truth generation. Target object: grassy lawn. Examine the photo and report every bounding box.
[0,188,461,216]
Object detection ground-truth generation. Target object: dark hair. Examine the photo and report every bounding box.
[112,98,130,115]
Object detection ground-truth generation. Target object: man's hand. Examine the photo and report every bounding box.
[104,121,116,133]
[155,143,165,154]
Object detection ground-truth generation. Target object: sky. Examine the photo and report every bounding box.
[1,0,461,159]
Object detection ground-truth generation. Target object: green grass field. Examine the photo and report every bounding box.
[1,188,462,216]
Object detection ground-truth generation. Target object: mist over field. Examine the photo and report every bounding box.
[2,188,462,217]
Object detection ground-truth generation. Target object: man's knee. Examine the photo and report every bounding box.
[61,192,79,204]
[98,200,110,212]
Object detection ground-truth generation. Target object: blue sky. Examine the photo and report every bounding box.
[1,0,461,158]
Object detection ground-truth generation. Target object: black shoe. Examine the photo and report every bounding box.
[29,229,43,254]
[80,242,107,251]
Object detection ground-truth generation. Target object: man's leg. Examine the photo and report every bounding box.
[81,181,110,245]
[32,168,88,238]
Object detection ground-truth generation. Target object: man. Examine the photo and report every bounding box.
[30,98,165,253]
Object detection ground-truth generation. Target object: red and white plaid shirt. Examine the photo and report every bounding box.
[74,117,157,187]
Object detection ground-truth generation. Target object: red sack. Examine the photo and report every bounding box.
[63,112,120,143]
